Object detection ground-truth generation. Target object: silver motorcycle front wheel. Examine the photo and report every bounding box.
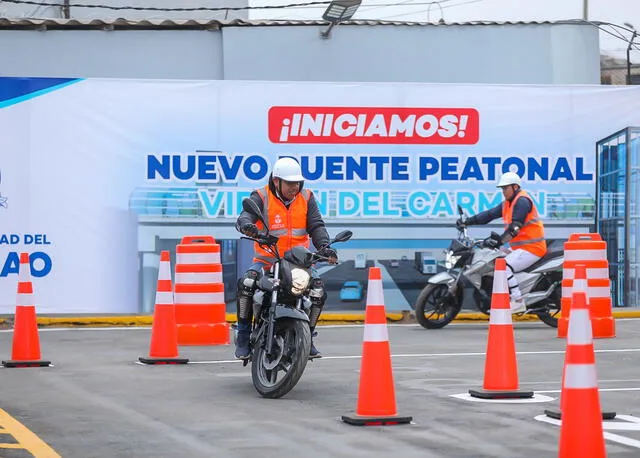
[414,284,463,329]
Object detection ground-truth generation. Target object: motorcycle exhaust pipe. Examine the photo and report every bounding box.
[524,281,559,307]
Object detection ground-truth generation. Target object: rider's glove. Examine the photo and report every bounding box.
[483,232,502,249]
[456,215,477,230]
[241,223,259,238]
[318,245,338,262]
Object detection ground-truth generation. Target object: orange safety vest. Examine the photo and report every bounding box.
[502,190,547,257]
[253,186,311,266]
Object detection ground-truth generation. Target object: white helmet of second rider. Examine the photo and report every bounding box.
[496,171,521,188]
[272,157,304,182]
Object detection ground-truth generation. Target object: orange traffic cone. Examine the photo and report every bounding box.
[139,251,189,365]
[2,253,51,368]
[469,257,533,399]
[342,267,412,426]
[558,291,607,458]
[545,264,616,420]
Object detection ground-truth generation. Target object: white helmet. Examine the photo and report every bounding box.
[496,171,522,188]
[272,157,304,181]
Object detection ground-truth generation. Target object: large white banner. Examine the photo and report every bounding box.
[1,78,638,313]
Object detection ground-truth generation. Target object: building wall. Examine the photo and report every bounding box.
[0,22,600,84]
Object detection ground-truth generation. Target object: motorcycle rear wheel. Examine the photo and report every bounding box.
[414,284,462,329]
[251,318,311,399]
[535,299,560,328]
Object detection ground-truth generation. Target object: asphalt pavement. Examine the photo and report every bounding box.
[0,319,639,457]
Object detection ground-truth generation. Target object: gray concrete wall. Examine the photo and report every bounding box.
[0,22,600,83]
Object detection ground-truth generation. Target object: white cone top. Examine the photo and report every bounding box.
[158,258,172,282]
[366,278,384,307]
[491,267,508,294]
[567,309,593,345]
[18,257,31,284]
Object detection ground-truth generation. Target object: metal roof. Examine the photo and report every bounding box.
[0,17,593,31]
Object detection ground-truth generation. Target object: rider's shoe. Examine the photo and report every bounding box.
[510,297,526,314]
[309,341,322,359]
[235,331,251,360]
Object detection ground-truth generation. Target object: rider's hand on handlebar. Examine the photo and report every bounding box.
[318,245,338,265]
[241,223,259,238]
[455,219,467,230]
[482,234,502,249]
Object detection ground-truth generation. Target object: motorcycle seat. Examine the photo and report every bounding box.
[522,241,564,272]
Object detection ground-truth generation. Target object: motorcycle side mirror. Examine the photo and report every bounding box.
[457,204,464,216]
[332,230,353,243]
[242,198,268,228]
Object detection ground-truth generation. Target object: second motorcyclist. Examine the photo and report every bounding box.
[457,172,547,313]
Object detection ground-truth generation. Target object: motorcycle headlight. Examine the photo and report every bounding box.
[445,251,461,270]
[290,268,311,296]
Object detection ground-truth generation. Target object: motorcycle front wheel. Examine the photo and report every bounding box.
[414,284,462,329]
[251,318,311,399]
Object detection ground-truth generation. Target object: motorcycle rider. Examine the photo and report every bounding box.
[457,171,547,314]
[234,157,338,360]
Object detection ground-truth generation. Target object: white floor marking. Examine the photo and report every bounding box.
[450,393,555,403]
[536,387,640,394]
[535,414,640,448]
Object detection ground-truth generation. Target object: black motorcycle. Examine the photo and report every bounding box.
[239,198,352,398]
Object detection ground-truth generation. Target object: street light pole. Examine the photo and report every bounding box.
[625,23,638,85]
[583,0,588,21]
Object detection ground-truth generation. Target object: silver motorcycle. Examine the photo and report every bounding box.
[414,205,563,329]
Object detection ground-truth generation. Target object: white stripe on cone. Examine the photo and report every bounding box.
[155,290,174,305]
[567,309,592,344]
[492,267,508,294]
[363,323,389,342]
[564,249,607,261]
[158,259,172,281]
[174,292,225,304]
[564,364,598,389]
[18,260,30,283]
[175,272,223,284]
[563,267,609,280]
[177,252,221,265]
[366,278,384,307]
[489,308,513,325]
[16,292,34,307]
[562,286,610,299]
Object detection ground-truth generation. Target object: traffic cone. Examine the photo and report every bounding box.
[2,253,51,368]
[139,251,189,365]
[342,267,412,426]
[558,291,607,458]
[545,264,616,420]
[469,257,533,399]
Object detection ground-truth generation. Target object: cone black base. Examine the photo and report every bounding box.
[469,388,534,399]
[2,359,51,368]
[341,414,413,426]
[138,356,189,365]
[544,408,616,420]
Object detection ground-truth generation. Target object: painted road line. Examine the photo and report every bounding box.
[0,407,61,457]
[536,387,640,394]
[535,415,640,448]
[179,347,640,365]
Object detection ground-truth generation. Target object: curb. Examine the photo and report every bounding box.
[0,310,638,327]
